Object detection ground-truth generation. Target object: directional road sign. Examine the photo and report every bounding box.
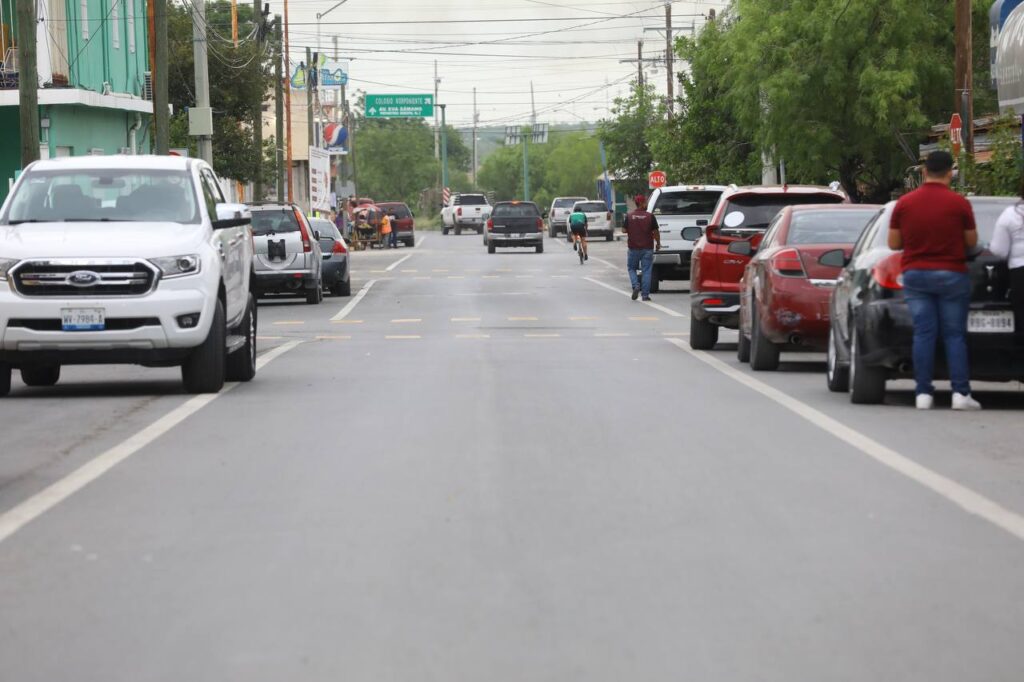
[365,94,434,118]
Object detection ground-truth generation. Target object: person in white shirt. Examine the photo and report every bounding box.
[991,195,1024,336]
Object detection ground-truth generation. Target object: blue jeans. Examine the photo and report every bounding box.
[627,249,654,297]
[389,230,399,247]
[902,269,972,396]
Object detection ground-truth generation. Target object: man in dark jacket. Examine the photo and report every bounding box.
[623,194,661,300]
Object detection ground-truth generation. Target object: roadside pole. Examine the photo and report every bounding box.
[274,17,284,200]
[664,1,673,118]
[191,0,213,164]
[440,104,449,194]
[472,87,478,186]
[153,0,168,153]
[955,0,974,155]
[522,127,530,201]
[252,0,265,200]
[16,0,39,166]
[284,0,293,202]
[305,47,314,207]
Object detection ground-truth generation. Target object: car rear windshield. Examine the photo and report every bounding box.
[493,204,540,218]
[553,198,584,208]
[381,204,412,218]
[251,208,300,235]
[3,169,201,224]
[576,202,607,213]
[787,209,878,245]
[653,190,722,215]
[721,194,843,231]
[456,195,487,205]
[309,219,337,237]
[869,197,1017,248]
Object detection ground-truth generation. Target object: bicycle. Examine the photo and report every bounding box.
[573,232,586,264]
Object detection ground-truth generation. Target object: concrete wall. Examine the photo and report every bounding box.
[65,0,149,96]
[46,104,149,156]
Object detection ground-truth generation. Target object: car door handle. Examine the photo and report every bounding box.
[228,236,242,246]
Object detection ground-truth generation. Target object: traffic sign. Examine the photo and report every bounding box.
[365,94,434,118]
[949,113,963,156]
[648,170,667,189]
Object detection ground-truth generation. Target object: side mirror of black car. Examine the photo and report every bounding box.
[727,239,753,256]
[818,249,848,268]
[681,226,703,241]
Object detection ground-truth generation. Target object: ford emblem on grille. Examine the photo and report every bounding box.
[66,270,101,287]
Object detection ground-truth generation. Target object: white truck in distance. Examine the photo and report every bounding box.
[0,156,257,396]
[441,193,491,235]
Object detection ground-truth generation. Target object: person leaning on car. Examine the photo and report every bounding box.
[991,178,1024,336]
[888,150,981,411]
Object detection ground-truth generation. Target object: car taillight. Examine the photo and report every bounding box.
[705,226,730,245]
[294,208,312,253]
[332,240,347,254]
[703,298,725,306]
[536,217,543,229]
[771,248,806,278]
[487,218,494,230]
[871,252,903,289]
[606,211,612,221]
[457,207,462,217]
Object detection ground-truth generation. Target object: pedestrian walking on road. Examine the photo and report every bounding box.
[991,179,1024,336]
[624,194,661,301]
[888,151,981,411]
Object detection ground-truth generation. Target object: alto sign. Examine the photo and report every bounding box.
[648,170,667,189]
[949,113,963,156]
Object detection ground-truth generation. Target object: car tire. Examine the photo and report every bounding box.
[0,362,10,397]
[477,227,483,235]
[650,274,660,293]
[488,243,496,254]
[548,225,556,238]
[749,306,780,371]
[442,226,449,235]
[736,327,751,363]
[849,325,886,404]
[406,237,415,247]
[826,324,850,392]
[689,315,719,350]
[536,242,544,253]
[20,365,61,387]
[306,281,323,304]
[606,233,613,242]
[226,293,257,382]
[333,277,352,297]
[455,226,462,236]
[182,300,226,394]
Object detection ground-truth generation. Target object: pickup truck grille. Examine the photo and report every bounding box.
[11,260,158,297]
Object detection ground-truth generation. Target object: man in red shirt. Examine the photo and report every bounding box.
[888,151,980,410]
[624,194,661,301]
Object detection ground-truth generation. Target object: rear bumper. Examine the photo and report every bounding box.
[254,271,319,294]
[322,259,348,284]
[489,233,543,246]
[691,292,740,328]
[760,286,833,347]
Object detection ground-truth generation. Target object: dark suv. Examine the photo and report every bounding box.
[688,185,846,349]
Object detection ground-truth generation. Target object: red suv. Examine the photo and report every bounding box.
[376,202,415,247]
[688,185,847,349]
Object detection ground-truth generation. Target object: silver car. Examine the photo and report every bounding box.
[309,217,351,297]
[250,203,323,304]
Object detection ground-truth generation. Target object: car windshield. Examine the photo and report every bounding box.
[553,198,583,209]
[654,190,722,215]
[3,169,201,224]
[721,193,844,231]
[868,197,1017,248]
[787,209,878,245]
[576,202,607,213]
[251,209,300,235]
[494,204,539,218]
[457,195,488,205]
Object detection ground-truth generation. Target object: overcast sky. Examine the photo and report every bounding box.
[257,0,729,130]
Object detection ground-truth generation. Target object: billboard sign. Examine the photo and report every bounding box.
[309,146,331,211]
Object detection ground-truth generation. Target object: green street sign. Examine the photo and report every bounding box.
[365,94,434,118]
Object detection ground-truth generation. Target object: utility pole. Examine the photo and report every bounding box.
[305,47,314,206]
[253,0,267,200]
[665,2,673,118]
[440,104,449,193]
[274,17,284,199]
[955,0,974,154]
[472,87,478,186]
[523,129,530,201]
[191,0,213,164]
[530,81,537,126]
[231,0,238,46]
[16,0,39,165]
[152,0,169,153]
[637,41,644,87]
[433,60,440,160]
[284,0,293,202]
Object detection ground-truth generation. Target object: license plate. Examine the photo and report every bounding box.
[968,310,1014,333]
[62,308,105,331]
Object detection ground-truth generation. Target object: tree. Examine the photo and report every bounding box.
[353,118,436,204]
[598,82,660,197]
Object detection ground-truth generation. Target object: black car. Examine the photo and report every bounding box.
[486,202,544,254]
[824,196,1022,403]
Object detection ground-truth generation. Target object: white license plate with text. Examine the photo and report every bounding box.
[62,308,106,332]
[967,310,1014,333]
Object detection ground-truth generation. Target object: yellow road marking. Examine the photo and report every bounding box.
[316,335,352,340]
[331,319,363,324]
[256,335,283,340]
[497,268,513,272]
[515,275,534,279]
[273,320,305,326]
[525,333,561,338]
[482,275,500,279]
[629,316,660,321]
[370,269,388,273]
[391,318,422,323]
[401,269,418,273]
[551,275,569,278]
[661,331,689,337]
[570,316,599,321]
[451,317,482,322]
[447,275,465,279]
[508,316,538,321]
[386,335,422,340]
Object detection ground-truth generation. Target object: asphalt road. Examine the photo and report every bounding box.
[2,233,1023,681]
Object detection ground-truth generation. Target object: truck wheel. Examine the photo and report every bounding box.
[455,226,462,236]
[182,300,226,394]
[226,294,257,382]
[826,325,850,392]
[749,306,780,371]
[442,226,449,235]
[849,328,886,404]
[689,316,719,350]
[21,365,61,387]
[488,243,496,254]
[0,363,10,397]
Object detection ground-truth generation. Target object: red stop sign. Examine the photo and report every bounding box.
[648,170,667,189]
[949,113,963,157]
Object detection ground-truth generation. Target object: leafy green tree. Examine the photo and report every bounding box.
[597,82,659,197]
[353,118,435,204]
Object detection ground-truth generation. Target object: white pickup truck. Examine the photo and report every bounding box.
[0,155,257,396]
[441,193,491,235]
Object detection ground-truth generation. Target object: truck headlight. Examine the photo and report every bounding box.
[150,254,201,278]
[0,258,18,280]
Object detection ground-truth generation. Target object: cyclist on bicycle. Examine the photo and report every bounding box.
[568,205,589,262]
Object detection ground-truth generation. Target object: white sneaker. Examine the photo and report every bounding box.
[952,393,982,411]
[915,394,934,410]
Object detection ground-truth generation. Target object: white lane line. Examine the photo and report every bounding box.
[584,276,686,318]
[385,335,421,340]
[592,256,621,271]
[664,338,1024,543]
[416,235,427,247]
[385,253,414,272]
[331,279,376,322]
[525,333,561,338]
[0,340,305,545]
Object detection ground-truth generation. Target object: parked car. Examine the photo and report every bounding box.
[486,201,544,253]
[309,217,352,297]
[688,185,848,349]
[376,201,415,247]
[735,204,881,369]
[567,200,616,242]
[0,155,257,396]
[547,196,587,237]
[824,196,1022,403]
[647,185,727,291]
[442,193,490,235]
[250,203,323,304]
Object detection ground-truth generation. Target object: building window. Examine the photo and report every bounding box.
[80,0,88,40]
[127,0,135,53]
[111,0,119,49]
